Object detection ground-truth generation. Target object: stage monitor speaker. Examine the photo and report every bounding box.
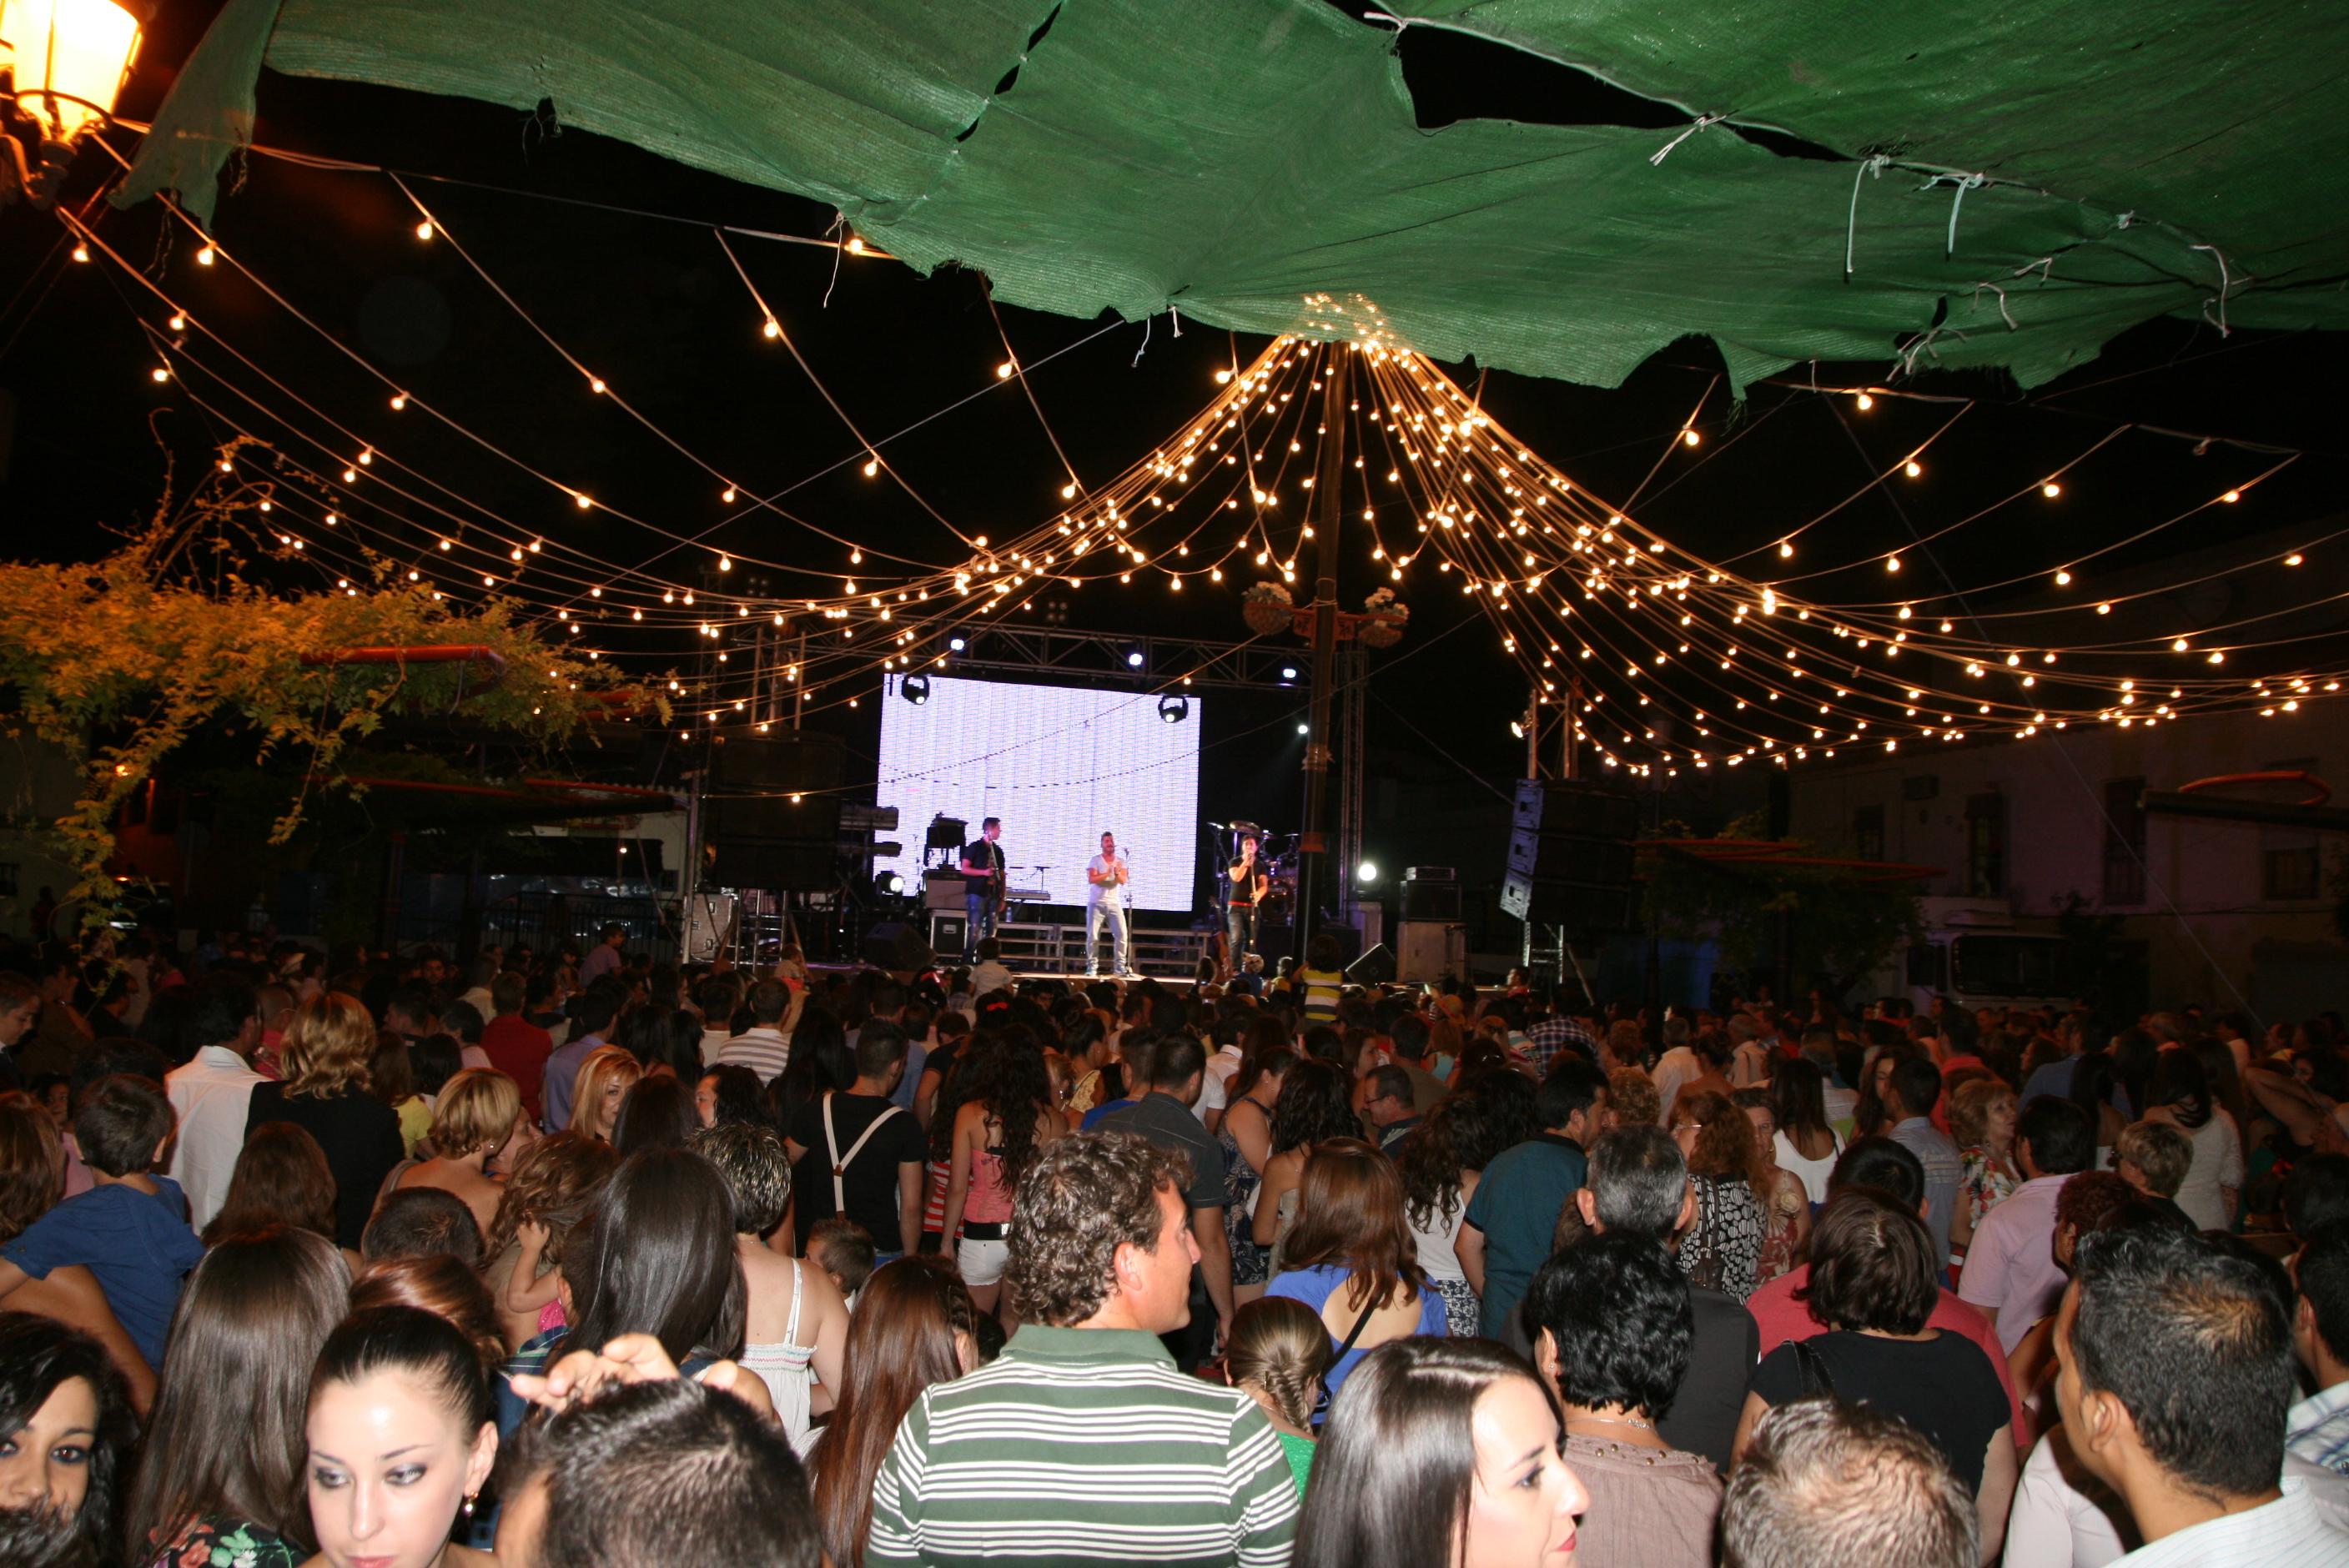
[1513,777,1640,840]
[930,912,968,959]
[1501,870,1637,932]
[1506,827,1636,885]
[863,920,936,972]
[1346,942,1396,985]
[682,893,738,962]
[705,838,837,891]
[1401,880,1461,922]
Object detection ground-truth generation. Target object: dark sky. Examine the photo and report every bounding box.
[2,1,2339,920]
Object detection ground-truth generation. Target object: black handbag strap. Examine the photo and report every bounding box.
[1334,1294,1381,1358]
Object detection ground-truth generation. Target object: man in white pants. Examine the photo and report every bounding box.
[1085,831,1131,978]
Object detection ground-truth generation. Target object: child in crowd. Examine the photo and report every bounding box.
[1224,1295,1330,1494]
[809,1215,878,1307]
[0,1074,204,1369]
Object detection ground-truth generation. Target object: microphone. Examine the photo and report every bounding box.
[1207,821,1227,828]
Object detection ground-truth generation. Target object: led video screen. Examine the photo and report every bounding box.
[876,675,1204,912]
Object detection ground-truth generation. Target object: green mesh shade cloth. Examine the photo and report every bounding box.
[120,0,2349,392]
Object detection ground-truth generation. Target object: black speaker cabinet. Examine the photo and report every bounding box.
[1401,881,1461,922]
[1346,942,1396,984]
[1501,871,1637,932]
[705,838,837,891]
[862,920,937,972]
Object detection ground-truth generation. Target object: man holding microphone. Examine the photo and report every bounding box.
[1085,831,1131,978]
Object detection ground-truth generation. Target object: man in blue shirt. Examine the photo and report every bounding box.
[1458,1057,1611,1338]
[0,1074,203,1368]
[1884,1056,1963,1269]
[541,984,621,1133]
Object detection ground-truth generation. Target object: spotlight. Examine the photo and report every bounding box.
[1158,694,1190,724]
[1124,649,1145,668]
[1280,665,1299,681]
[1296,722,1309,736]
[873,871,905,897]
[948,636,968,652]
[901,675,931,706]
[1356,862,1380,885]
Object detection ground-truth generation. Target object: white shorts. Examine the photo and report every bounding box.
[958,1236,1009,1287]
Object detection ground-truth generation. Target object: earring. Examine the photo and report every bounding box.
[463,1492,477,1519]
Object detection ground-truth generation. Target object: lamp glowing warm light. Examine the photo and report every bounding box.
[1854,392,1874,410]
[415,219,434,241]
[1904,460,1923,478]
[4,0,142,146]
[2040,481,2062,499]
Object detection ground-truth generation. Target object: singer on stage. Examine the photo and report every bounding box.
[959,817,1004,962]
[1226,832,1265,970]
[1084,831,1131,977]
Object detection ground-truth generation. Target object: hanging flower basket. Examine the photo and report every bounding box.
[1242,580,1294,636]
[1360,590,1409,648]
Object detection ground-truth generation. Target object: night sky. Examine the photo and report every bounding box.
[3,1,2340,932]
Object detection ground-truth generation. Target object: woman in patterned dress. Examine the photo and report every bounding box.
[1667,1090,1769,1303]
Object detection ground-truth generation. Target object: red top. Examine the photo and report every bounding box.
[481,1014,555,1121]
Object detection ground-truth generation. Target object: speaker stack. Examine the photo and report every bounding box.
[702,734,848,890]
[1500,779,1640,932]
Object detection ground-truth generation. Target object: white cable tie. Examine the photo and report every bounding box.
[1169,304,1182,338]
[1649,113,1727,167]
[1972,281,2017,331]
[1131,314,1153,367]
[2189,244,2238,337]
[1944,173,1985,259]
[1844,154,1892,279]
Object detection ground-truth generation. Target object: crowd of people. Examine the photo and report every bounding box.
[1,916,2346,1566]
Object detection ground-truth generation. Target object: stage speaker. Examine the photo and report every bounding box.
[930,912,968,957]
[1401,880,1461,922]
[1346,942,1396,985]
[706,735,846,843]
[1506,827,1635,884]
[1512,777,1639,839]
[862,920,936,972]
[1500,870,1637,932]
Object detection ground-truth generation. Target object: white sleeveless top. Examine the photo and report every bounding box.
[739,1258,817,1447]
[1405,1186,1469,1283]
[1774,1127,1844,1206]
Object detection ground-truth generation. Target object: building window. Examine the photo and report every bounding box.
[2102,777,2145,905]
[1854,804,1885,862]
[2261,757,2321,901]
[1964,792,2006,897]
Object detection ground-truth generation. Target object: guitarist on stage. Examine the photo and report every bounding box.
[1225,832,1268,976]
[958,817,1006,963]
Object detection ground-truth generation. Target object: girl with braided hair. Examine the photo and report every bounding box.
[1223,1295,1330,1495]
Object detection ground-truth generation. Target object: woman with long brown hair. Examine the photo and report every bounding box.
[244,992,404,1249]
[203,1122,358,1269]
[1265,1138,1446,1403]
[939,1027,1067,1316]
[1667,1089,1770,1302]
[807,1256,979,1566]
[481,1132,619,1353]
[123,1226,350,1567]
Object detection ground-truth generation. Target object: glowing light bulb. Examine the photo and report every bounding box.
[574,493,592,510]
[2221,490,2241,503]
[722,486,737,503]
[717,555,732,572]
[194,245,214,266]
[2055,569,2072,585]
[1215,369,1233,384]
[71,244,90,263]
[997,361,1015,379]
[1681,430,1701,447]
[845,237,866,254]
[2041,481,2062,499]
[415,220,434,241]
[2286,553,2304,567]
[390,394,408,410]
[1855,392,1874,410]
[167,313,184,331]
[589,377,606,395]
[1060,482,1077,500]
[863,458,880,478]
[1904,460,1923,478]
[1778,540,1793,559]
[1886,555,1903,573]
[2172,638,2190,652]
[762,319,780,339]
[150,366,169,382]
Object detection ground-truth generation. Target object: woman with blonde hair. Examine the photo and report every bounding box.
[385,1069,525,1240]
[566,1043,641,1144]
[245,992,404,1249]
[1949,1076,2020,1265]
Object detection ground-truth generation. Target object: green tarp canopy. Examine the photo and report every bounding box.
[121,0,2349,392]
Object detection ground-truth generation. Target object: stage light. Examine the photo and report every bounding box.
[901,675,930,706]
[1296,722,1309,736]
[948,636,967,652]
[874,871,905,897]
[1356,862,1380,885]
[1158,694,1190,724]
[1124,649,1144,668]
[1280,665,1299,681]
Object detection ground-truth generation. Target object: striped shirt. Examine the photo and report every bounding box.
[2290,1383,2349,1477]
[1298,967,1344,1025]
[2115,1478,2349,1565]
[866,1324,1299,1567]
[713,1026,791,1084]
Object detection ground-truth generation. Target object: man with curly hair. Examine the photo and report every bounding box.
[866,1131,1298,1566]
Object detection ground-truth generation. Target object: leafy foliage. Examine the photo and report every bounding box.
[0,464,636,921]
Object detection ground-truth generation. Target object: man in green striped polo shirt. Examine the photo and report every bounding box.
[867,1132,1299,1566]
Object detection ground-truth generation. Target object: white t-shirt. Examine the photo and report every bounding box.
[1088,853,1128,907]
